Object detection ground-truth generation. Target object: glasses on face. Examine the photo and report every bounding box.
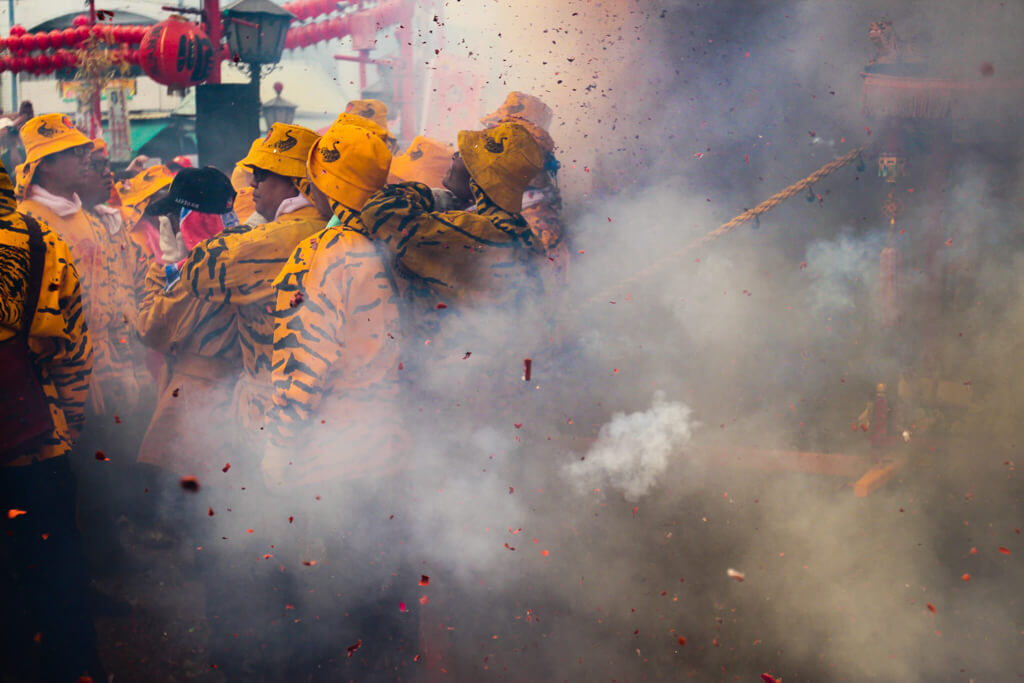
[251,167,272,184]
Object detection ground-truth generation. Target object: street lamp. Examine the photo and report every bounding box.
[223,0,294,130]
[222,0,294,66]
[262,81,297,127]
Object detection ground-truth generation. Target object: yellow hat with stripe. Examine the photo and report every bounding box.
[117,164,175,208]
[307,122,391,211]
[388,135,454,187]
[457,122,543,214]
[240,123,320,179]
[16,113,93,194]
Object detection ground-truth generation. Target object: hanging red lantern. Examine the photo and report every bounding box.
[10,25,26,37]
[72,15,90,28]
[138,16,215,89]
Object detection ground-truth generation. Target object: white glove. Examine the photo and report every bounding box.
[158,215,186,264]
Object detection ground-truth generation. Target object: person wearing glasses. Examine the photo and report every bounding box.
[181,123,325,461]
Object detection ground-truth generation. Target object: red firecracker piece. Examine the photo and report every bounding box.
[523,358,532,381]
[7,509,27,519]
[419,595,429,605]
[419,575,430,586]
[95,451,109,461]
[998,546,1011,555]
[222,463,231,473]
[180,476,200,492]
[346,639,362,657]
[677,636,686,646]
[761,675,780,683]
[961,573,970,581]
[208,508,214,516]
[927,603,936,613]
[727,568,745,582]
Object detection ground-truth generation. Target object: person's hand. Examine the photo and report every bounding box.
[158,216,186,264]
[125,155,150,175]
[432,187,469,211]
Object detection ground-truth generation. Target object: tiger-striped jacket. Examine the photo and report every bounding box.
[18,197,141,415]
[265,209,403,485]
[182,205,326,437]
[359,180,544,352]
[0,167,93,465]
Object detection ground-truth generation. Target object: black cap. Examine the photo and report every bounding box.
[145,167,236,216]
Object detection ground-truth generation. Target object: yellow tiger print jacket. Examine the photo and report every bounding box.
[17,198,141,415]
[181,205,326,440]
[136,261,241,477]
[0,169,93,466]
[264,209,403,487]
[359,180,545,351]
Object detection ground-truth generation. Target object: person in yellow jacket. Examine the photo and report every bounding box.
[181,123,325,457]
[136,167,242,479]
[482,92,569,288]
[360,121,546,357]
[262,120,410,681]
[0,158,105,682]
[17,115,140,417]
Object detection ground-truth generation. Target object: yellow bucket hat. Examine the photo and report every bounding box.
[307,122,391,211]
[344,99,389,131]
[457,122,543,214]
[481,92,553,132]
[117,164,175,208]
[388,135,454,187]
[16,113,94,195]
[240,123,319,179]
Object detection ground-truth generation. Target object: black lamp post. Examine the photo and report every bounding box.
[222,0,294,124]
[262,81,297,127]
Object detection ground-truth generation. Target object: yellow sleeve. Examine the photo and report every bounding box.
[267,228,399,446]
[137,261,239,356]
[182,213,326,307]
[360,181,540,304]
[27,227,93,438]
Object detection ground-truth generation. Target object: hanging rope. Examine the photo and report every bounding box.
[586,146,867,308]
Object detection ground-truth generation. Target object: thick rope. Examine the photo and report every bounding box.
[586,146,866,307]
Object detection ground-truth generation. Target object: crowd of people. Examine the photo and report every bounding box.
[0,92,569,681]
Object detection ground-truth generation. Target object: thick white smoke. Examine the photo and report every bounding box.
[563,391,694,500]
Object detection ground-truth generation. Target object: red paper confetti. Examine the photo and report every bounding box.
[33,632,41,645]
[761,675,780,683]
[419,595,429,605]
[927,602,936,613]
[980,61,995,77]
[435,303,447,309]
[419,575,430,586]
[114,415,121,424]
[727,568,745,582]
[677,636,687,646]
[7,509,27,519]
[523,358,532,381]
[399,601,407,612]
[78,677,93,683]
[346,639,363,657]
[462,351,472,360]
[413,654,422,663]
[208,507,215,516]
[95,451,109,461]
[998,546,1011,555]
[222,463,231,473]
[961,573,971,582]
[180,476,200,492]
[303,560,317,566]
[970,547,978,555]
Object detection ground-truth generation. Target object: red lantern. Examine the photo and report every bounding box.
[138,16,215,89]
[75,26,90,42]
[34,34,51,51]
[10,25,26,37]
[72,15,90,28]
